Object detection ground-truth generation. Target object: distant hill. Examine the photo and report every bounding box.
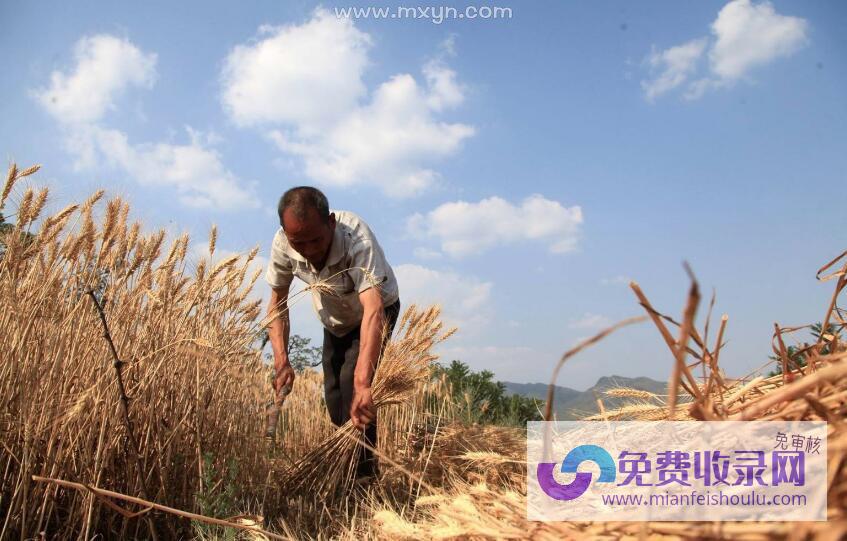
[502,381,582,403]
[504,375,666,420]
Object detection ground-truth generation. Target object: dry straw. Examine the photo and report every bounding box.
[268,305,456,510]
[3,162,845,540]
[362,253,845,540]
[1,165,274,539]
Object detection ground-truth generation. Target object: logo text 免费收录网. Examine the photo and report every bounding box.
[527,421,826,521]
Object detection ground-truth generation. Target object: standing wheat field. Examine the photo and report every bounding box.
[1,163,844,539]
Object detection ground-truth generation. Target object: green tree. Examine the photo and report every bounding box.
[260,331,323,373]
[431,360,541,426]
[0,211,11,235]
[768,322,841,377]
[0,211,36,259]
[286,334,322,372]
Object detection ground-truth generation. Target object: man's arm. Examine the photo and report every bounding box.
[350,287,385,430]
[268,285,295,395]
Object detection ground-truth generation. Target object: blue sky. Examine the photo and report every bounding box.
[2,0,844,388]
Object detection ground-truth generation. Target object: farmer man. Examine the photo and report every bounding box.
[265,186,400,479]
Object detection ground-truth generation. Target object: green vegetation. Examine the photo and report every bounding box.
[0,211,11,236]
[767,322,840,377]
[192,453,241,540]
[260,331,323,372]
[0,211,36,258]
[431,360,542,426]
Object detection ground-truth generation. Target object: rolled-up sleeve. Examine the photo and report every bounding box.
[265,231,294,291]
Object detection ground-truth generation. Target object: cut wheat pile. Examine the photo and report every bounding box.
[366,254,846,540]
[1,162,845,539]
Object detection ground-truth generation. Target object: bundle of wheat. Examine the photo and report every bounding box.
[266,306,455,524]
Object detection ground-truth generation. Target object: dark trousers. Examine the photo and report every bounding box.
[322,299,400,476]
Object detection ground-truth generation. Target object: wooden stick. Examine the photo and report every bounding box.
[821,274,846,346]
[710,315,729,393]
[667,266,701,417]
[86,290,159,541]
[815,249,847,283]
[773,322,806,382]
[724,376,765,409]
[815,251,847,364]
[542,316,646,460]
[630,281,702,405]
[31,476,290,541]
[701,289,717,383]
[544,316,646,421]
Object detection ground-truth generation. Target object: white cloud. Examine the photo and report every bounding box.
[642,38,707,101]
[568,313,613,330]
[33,34,157,124]
[439,34,458,57]
[413,247,443,260]
[67,125,259,210]
[185,126,224,147]
[407,194,583,258]
[34,34,258,211]
[708,0,808,82]
[220,13,371,130]
[223,10,474,197]
[641,0,808,101]
[394,263,493,333]
[682,77,717,101]
[267,72,475,197]
[436,344,540,379]
[423,58,465,112]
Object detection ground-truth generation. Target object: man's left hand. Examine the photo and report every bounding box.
[350,385,375,431]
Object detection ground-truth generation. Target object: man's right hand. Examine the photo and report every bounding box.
[274,361,295,397]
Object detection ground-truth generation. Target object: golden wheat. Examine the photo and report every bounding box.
[3,162,845,541]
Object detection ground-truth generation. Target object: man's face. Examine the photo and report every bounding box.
[282,207,336,268]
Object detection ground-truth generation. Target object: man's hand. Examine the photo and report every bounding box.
[268,286,294,399]
[350,385,375,431]
[350,287,384,431]
[274,362,295,397]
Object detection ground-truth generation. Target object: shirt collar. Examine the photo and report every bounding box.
[324,220,346,267]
